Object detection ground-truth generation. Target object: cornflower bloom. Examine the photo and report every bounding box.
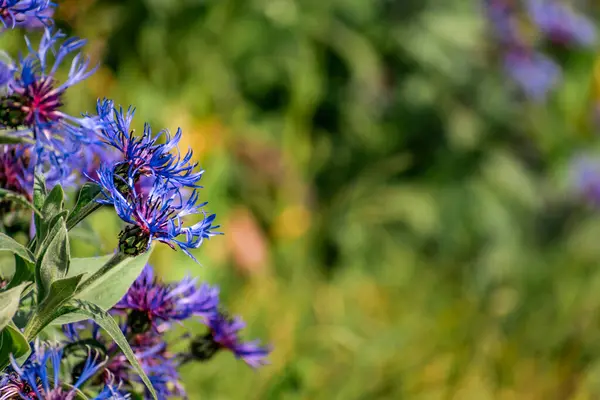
[113,264,219,333]
[191,312,271,368]
[0,0,54,30]
[0,341,117,399]
[96,164,219,260]
[63,322,184,399]
[1,28,98,179]
[527,0,596,47]
[93,98,204,191]
[0,144,31,198]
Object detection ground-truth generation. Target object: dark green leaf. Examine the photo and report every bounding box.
[53,248,152,324]
[68,300,157,399]
[39,185,65,241]
[6,255,34,290]
[33,173,47,237]
[66,183,102,230]
[36,220,70,303]
[0,282,29,332]
[37,274,84,314]
[0,323,30,370]
[0,233,35,263]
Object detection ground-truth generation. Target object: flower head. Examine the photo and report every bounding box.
[96,164,219,260]
[527,0,596,47]
[0,0,54,30]
[0,341,112,399]
[570,155,600,206]
[0,144,31,198]
[1,28,98,179]
[192,312,271,368]
[114,264,219,333]
[93,98,204,191]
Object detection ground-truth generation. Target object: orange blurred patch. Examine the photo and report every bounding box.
[227,207,269,275]
[168,111,227,158]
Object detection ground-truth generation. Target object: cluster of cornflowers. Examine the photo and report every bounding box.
[483,0,596,100]
[0,1,271,398]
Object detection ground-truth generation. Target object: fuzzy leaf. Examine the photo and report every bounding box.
[36,219,70,303]
[0,282,29,332]
[6,255,34,290]
[0,233,35,263]
[68,300,158,399]
[0,188,43,218]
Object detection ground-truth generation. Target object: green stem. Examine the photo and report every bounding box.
[75,251,131,295]
[66,200,103,231]
[23,313,45,341]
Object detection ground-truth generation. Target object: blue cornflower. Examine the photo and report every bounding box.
[192,312,271,368]
[0,0,54,30]
[527,0,596,47]
[92,98,204,191]
[503,47,560,101]
[1,28,98,178]
[114,264,219,333]
[96,164,219,260]
[0,52,13,87]
[0,341,115,399]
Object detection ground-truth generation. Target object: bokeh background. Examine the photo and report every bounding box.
[7,0,600,398]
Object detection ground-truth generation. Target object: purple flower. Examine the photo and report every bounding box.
[0,0,54,30]
[113,264,219,333]
[0,341,113,399]
[1,28,98,179]
[92,98,204,191]
[192,312,271,368]
[483,0,521,45]
[570,155,600,205]
[504,48,561,100]
[0,144,32,199]
[96,164,219,260]
[527,0,596,47]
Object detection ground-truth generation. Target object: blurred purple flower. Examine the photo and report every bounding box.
[571,155,600,205]
[192,312,271,368]
[527,0,596,47]
[483,0,521,44]
[113,264,219,333]
[504,48,561,100]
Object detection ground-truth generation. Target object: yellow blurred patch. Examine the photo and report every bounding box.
[273,205,311,240]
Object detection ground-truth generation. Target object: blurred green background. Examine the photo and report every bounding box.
[11,0,600,398]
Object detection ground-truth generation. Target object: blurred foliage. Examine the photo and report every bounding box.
[7,0,600,397]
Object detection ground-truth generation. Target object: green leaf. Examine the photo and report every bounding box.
[33,173,47,237]
[0,134,34,145]
[0,232,34,263]
[6,255,34,290]
[37,274,84,314]
[36,219,70,303]
[0,323,30,370]
[0,189,43,218]
[0,282,29,332]
[53,248,152,324]
[39,185,65,241]
[68,300,158,399]
[66,183,102,230]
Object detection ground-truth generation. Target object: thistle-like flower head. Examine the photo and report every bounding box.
[93,98,204,191]
[114,264,220,333]
[96,164,219,260]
